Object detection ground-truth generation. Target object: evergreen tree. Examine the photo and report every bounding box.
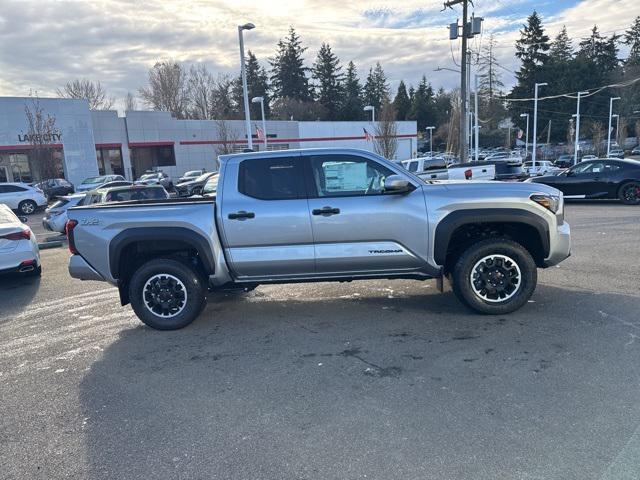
[232,51,270,118]
[392,81,411,120]
[550,26,574,62]
[578,26,620,73]
[362,62,389,110]
[339,61,364,120]
[409,76,436,131]
[312,43,344,120]
[515,11,550,75]
[270,27,312,101]
[624,16,640,66]
[509,11,551,141]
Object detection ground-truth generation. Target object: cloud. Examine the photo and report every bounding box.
[0,0,636,111]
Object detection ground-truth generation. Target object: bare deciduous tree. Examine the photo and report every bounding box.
[214,119,239,155]
[590,121,605,157]
[616,117,628,150]
[57,78,115,110]
[373,99,398,159]
[124,92,137,111]
[139,60,190,119]
[23,94,60,182]
[187,64,215,119]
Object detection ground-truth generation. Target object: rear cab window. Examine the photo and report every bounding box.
[238,157,305,200]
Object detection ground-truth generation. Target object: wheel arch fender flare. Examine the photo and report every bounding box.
[433,208,551,266]
[109,227,216,280]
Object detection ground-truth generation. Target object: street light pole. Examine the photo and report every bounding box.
[532,82,547,169]
[252,96,267,150]
[426,126,435,157]
[607,96,621,158]
[520,113,529,160]
[364,105,375,122]
[238,23,255,150]
[574,91,589,165]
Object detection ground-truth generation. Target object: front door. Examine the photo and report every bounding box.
[219,154,315,279]
[561,161,605,196]
[305,153,428,275]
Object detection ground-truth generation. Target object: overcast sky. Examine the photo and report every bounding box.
[0,0,636,110]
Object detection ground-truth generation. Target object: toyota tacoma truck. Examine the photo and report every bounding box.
[66,148,571,330]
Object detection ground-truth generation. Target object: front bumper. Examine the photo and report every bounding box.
[543,220,571,267]
[68,254,105,281]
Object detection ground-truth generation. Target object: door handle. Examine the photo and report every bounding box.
[228,211,255,220]
[312,206,340,216]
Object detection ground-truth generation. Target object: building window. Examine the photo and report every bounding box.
[96,148,124,176]
[130,145,176,179]
[0,149,64,183]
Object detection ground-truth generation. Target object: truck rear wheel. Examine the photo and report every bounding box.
[129,258,207,330]
[451,239,537,315]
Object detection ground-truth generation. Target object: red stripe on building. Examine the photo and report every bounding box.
[128,141,175,148]
[0,143,63,151]
[96,143,122,149]
[179,133,417,146]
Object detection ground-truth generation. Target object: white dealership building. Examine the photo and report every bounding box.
[0,97,418,186]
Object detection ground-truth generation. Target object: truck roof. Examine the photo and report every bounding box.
[218,147,385,164]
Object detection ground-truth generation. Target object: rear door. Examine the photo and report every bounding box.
[219,154,315,279]
[305,153,428,275]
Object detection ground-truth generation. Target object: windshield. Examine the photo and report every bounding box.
[195,172,212,182]
[139,174,158,180]
[184,171,201,177]
[82,176,106,184]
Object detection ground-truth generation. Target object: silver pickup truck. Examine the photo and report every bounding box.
[67,148,571,330]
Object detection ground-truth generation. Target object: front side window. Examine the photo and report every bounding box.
[238,157,304,200]
[309,155,394,197]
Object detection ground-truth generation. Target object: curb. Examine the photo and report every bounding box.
[45,235,66,242]
[38,241,64,250]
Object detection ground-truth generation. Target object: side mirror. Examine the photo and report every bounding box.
[384,175,412,193]
[19,216,28,223]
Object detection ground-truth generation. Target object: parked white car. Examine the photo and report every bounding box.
[523,161,562,176]
[42,194,87,234]
[0,204,41,276]
[76,175,126,192]
[0,183,48,215]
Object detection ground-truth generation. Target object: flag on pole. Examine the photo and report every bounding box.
[363,128,374,141]
[256,124,265,141]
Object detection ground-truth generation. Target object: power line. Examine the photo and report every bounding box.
[504,76,640,102]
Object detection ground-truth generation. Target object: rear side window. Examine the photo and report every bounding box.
[423,159,446,171]
[238,157,304,200]
[0,185,27,193]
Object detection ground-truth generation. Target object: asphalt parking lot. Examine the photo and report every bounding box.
[1,202,639,480]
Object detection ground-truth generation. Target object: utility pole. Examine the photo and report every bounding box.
[444,0,482,163]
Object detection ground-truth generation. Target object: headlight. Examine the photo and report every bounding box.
[530,193,562,214]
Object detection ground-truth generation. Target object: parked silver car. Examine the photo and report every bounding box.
[42,194,87,233]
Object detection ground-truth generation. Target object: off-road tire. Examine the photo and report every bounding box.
[129,258,207,330]
[451,238,537,315]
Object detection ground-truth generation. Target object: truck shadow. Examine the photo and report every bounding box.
[78,284,640,479]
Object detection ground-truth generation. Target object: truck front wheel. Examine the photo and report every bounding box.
[129,258,207,330]
[451,239,537,315]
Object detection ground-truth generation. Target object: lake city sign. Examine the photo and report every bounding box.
[18,132,62,143]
